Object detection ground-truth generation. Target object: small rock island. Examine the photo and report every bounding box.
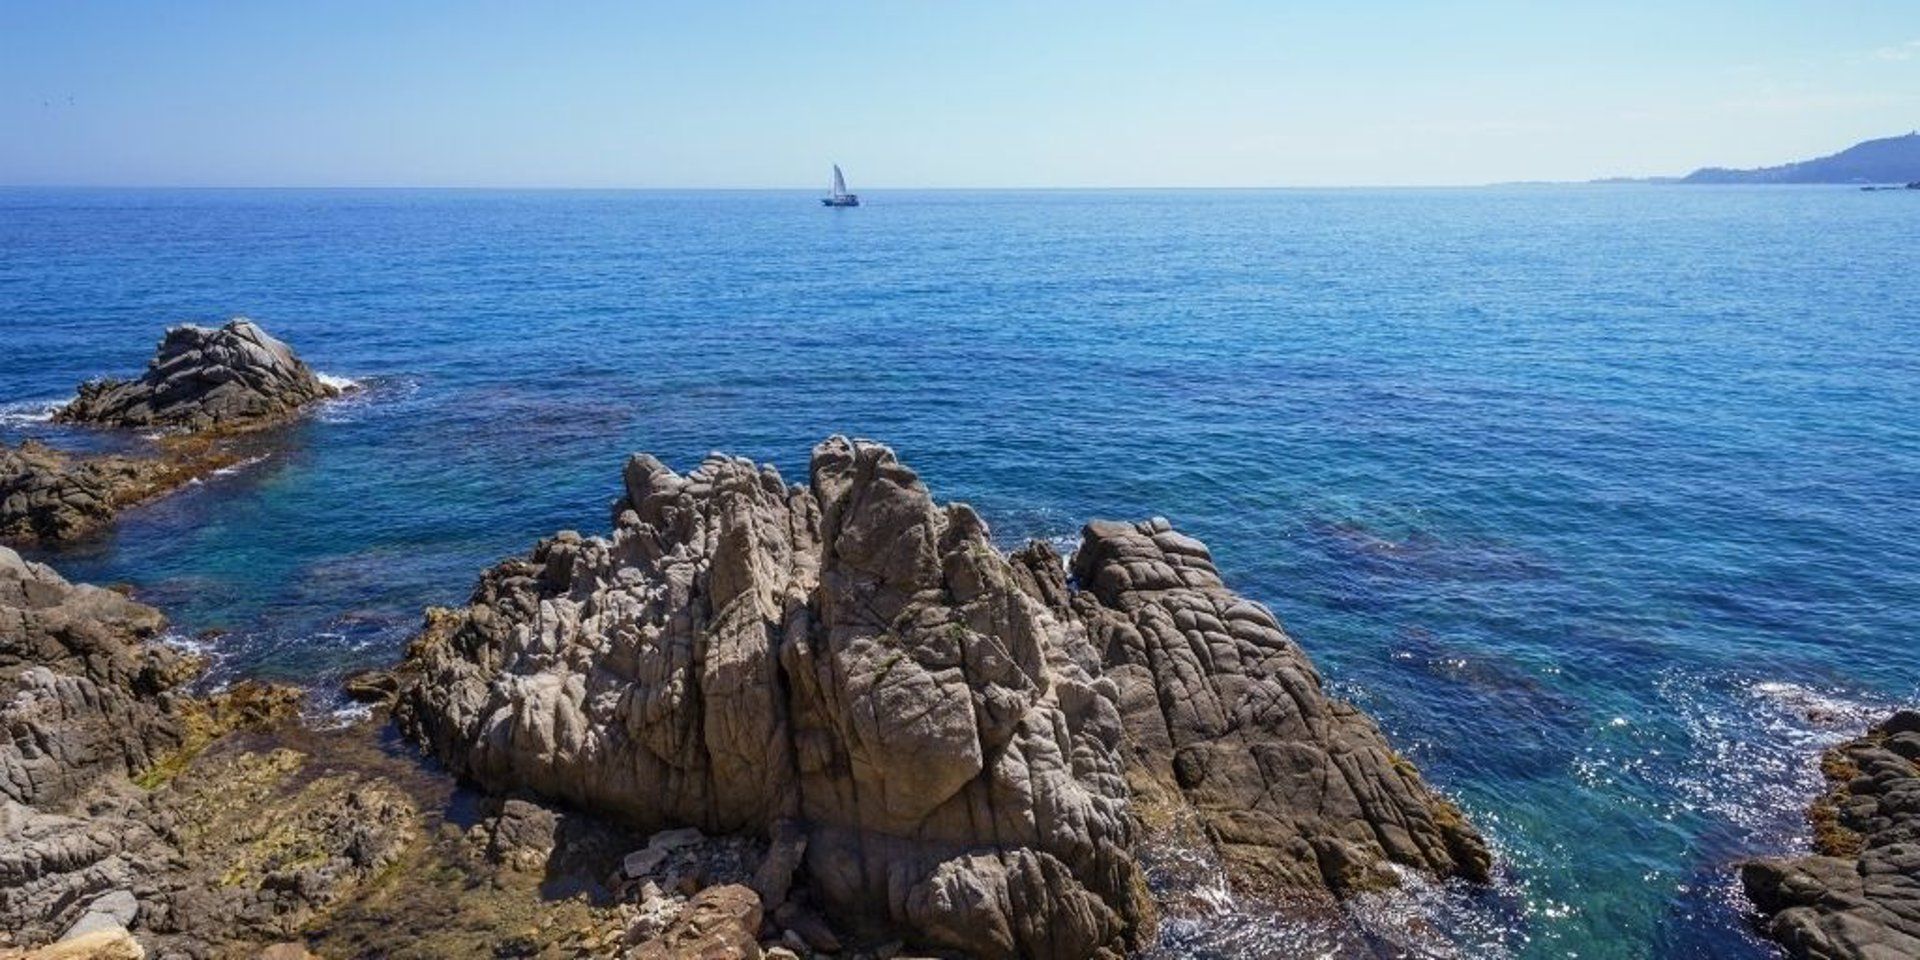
[55,319,341,433]
[1,319,343,545]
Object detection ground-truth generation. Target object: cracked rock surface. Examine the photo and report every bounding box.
[56,319,339,432]
[398,436,1490,958]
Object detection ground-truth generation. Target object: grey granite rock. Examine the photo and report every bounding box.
[56,319,340,432]
[397,437,1490,958]
[0,546,187,808]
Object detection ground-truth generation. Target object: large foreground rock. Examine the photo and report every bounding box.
[397,437,1490,958]
[1742,710,1920,960]
[56,319,339,432]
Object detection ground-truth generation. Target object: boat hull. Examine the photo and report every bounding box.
[821,196,860,207]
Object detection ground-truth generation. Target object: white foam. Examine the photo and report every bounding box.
[320,702,375,728]
[209,453,270,477]
[0,397,68,426]
[155,630,221,660]
[316,371,361,392]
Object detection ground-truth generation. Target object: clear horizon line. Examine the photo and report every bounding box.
[0,180,1666,192]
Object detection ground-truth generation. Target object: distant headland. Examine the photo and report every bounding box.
[1603,131,1920,186]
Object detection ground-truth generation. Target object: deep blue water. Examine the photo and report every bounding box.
[3,186,1916,958]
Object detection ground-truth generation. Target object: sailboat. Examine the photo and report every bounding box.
[821,164,860,207]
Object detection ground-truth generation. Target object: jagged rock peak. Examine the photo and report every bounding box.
[56,318,342,432]
[398,437,1489,958]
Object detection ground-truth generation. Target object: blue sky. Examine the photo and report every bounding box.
[2,1,1915,187]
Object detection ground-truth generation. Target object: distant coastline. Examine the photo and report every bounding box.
[1600,131,1920,185]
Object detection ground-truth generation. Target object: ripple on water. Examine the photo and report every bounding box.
[312,373,419,424]
[3,187,1915,958]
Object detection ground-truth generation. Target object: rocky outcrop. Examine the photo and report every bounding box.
[397,437,1489,958]
[0,545,190,949]
[0,545,188,808]
[5,318,338,545]
[0,545,865,958]
[0,440,232,545]
[1742,710,1920,960]
[0,547,414,955]
[56,319,339,433]
[1065,518,1491,896]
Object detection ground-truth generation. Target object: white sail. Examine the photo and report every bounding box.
[831,164,848,198]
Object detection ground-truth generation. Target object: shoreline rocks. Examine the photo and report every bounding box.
[55,319,341,433]
[0,546,665,958]
[1,434,1496,958]
[1741,710,1920,959]
[395,437,1491,958]
[1,439,238,544]
[3,319,343,546]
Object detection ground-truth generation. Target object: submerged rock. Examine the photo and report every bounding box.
[56,318,340,433]
[1742,710,1920,959]
[397,437,1490,958]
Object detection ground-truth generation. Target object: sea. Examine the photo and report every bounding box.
[2,186,1915,959]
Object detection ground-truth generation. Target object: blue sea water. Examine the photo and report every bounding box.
[2,186,1916,958]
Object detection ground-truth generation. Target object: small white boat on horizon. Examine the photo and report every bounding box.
[821,164,860,207]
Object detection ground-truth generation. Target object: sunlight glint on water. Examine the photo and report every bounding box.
[3,185,1917,958]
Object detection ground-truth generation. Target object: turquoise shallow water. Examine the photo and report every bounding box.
[3,186,1917,957]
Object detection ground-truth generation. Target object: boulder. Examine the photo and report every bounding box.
[473,796,560,871]
[397,437,1490,957]
[58,891,139,942]
[1742,709,1920,959]
[56,319,340,432]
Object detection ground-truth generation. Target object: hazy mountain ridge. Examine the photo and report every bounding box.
[1677,131,1920,184]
